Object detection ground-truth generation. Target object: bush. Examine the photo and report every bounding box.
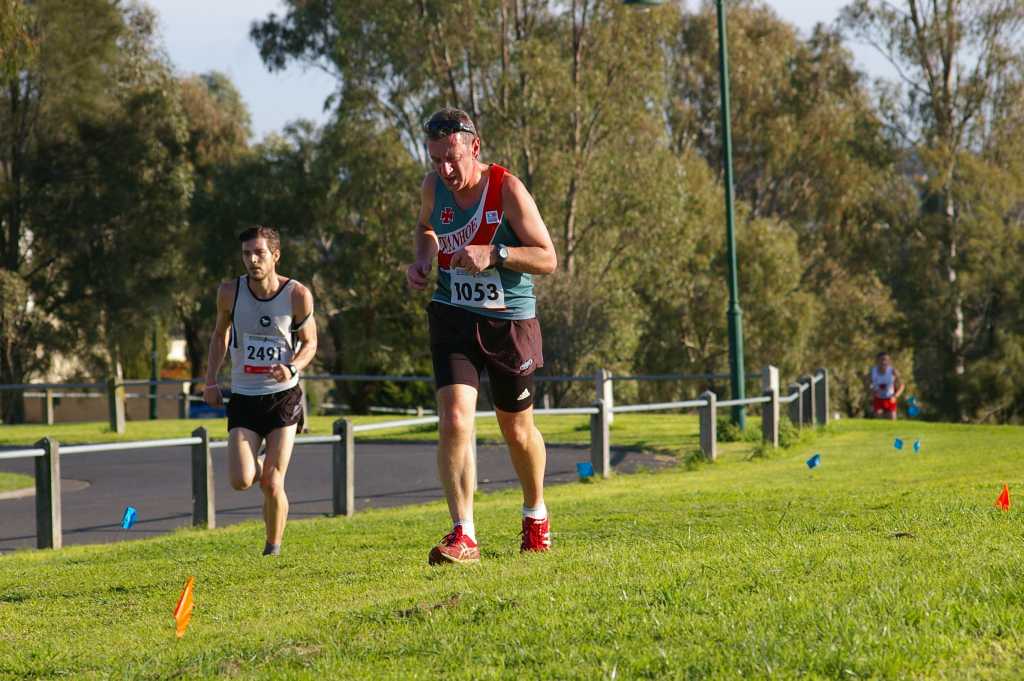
[778,416,801,448]
[717,415,762,443]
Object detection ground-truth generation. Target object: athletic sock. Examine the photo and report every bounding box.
[455,520,476,542]
[522,503,547,520]
[262,542,281,556]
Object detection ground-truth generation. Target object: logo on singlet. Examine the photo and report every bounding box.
[259,315,271,327]
[440,207,455,225]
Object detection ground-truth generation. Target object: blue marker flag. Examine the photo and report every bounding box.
[806,453,821,469]
[121,506,137,530]
[908,405,920,417]
[893,438,904,450]
[576,462,594,479]
[913,439,921,453]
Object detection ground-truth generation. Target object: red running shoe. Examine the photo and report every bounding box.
[428,526,480,565]
[520,516,551,552]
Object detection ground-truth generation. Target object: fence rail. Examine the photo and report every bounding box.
[1,368,775,429]
[1,365,829,551]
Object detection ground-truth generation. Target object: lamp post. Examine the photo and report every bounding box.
[626,0,746,427]
[150,322,159,420]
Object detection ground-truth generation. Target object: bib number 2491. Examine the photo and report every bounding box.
[450,269,506,310]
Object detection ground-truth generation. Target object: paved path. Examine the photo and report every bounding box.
[0,440,672,553]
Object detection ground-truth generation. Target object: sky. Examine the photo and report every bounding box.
[149,0,894,141]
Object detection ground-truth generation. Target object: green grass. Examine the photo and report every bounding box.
[0,472,32,493]
[0,413,722,458]
[2,418,1024,679]
[0,416,406,447]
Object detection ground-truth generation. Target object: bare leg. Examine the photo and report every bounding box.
[261,424,297,546]
[228,428,263,490]
[495,406,546,508]
[436,384,478,524]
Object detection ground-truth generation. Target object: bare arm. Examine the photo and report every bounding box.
[450,173,557,275]
[203,282,235,407]
[893,369,905,399]
[269,284,317,383]
[406,174,439,290]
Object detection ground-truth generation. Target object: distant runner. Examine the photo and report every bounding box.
[866,351,904,420]
[405,108,557,565]
[203,226,316,556]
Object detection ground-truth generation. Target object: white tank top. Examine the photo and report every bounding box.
[870,366,894,398]
[229,276,301,396]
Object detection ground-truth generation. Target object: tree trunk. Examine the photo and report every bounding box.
[0,357,26,424]
[181,315,206,381]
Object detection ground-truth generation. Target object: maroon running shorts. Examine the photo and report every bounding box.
[427,301,544,413]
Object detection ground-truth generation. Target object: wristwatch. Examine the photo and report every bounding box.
[496,244,510,266]
[286,364,298,378]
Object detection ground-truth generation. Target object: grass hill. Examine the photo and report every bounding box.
[2,418,1023,679]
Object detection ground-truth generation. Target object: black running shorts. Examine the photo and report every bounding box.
[227,385,304,438]
[428,301,544,413]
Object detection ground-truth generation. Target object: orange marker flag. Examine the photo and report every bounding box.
[995,484,1010,512]
[173,576,195,639]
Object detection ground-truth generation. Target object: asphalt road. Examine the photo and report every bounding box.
[0,440,672,553]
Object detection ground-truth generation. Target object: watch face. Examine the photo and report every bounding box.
[499,246,509,260]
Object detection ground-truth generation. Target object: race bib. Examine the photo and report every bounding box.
[243,333,290,374]
[450,268,506,310]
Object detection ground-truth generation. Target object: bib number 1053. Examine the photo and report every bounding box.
[450,269,506,310]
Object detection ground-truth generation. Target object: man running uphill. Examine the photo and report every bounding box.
[866,351,904,420]
[405,108,557,565]
[204,226,316,556]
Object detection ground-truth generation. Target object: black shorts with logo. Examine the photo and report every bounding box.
[428,301,544,413]
[227,385,304,438]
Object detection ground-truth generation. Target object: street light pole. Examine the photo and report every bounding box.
[150,322,159,420]
[624,0,747,426]
[715,0,746,428]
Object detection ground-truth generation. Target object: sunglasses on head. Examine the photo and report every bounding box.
[423,118,477,140]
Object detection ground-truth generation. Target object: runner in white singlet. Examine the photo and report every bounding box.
[203,226,317,556]
[866,352,904,420]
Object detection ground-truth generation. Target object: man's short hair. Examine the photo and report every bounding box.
[422,108,479,145]
[238,226,280,253]
[877,351,890,360]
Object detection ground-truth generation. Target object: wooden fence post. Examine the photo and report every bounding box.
[761,388,779,448]
[594,369,614,425]
[333,418,354,516]
[178,383,190,420]
[43,389,55,426]
[816,368,829,426]
[34,437,61,549]
[107,376,126,435]
[788,383,803,428]
[190,427,215,529]
[801,375,816,426]
[590,399,610,478]
[699,390,717,461]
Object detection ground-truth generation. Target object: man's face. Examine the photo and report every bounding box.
[877,354,891,369]
[241,237,278,280]
[427,134,479,192]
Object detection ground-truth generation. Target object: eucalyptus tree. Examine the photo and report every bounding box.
[842,0,1024,419]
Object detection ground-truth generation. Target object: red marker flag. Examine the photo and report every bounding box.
[995,484,1010,512]
[173,576,195,638]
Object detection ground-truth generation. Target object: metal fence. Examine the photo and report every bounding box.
[0,366,829,550]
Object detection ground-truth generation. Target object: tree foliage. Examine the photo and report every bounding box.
[5,0,1024,424]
